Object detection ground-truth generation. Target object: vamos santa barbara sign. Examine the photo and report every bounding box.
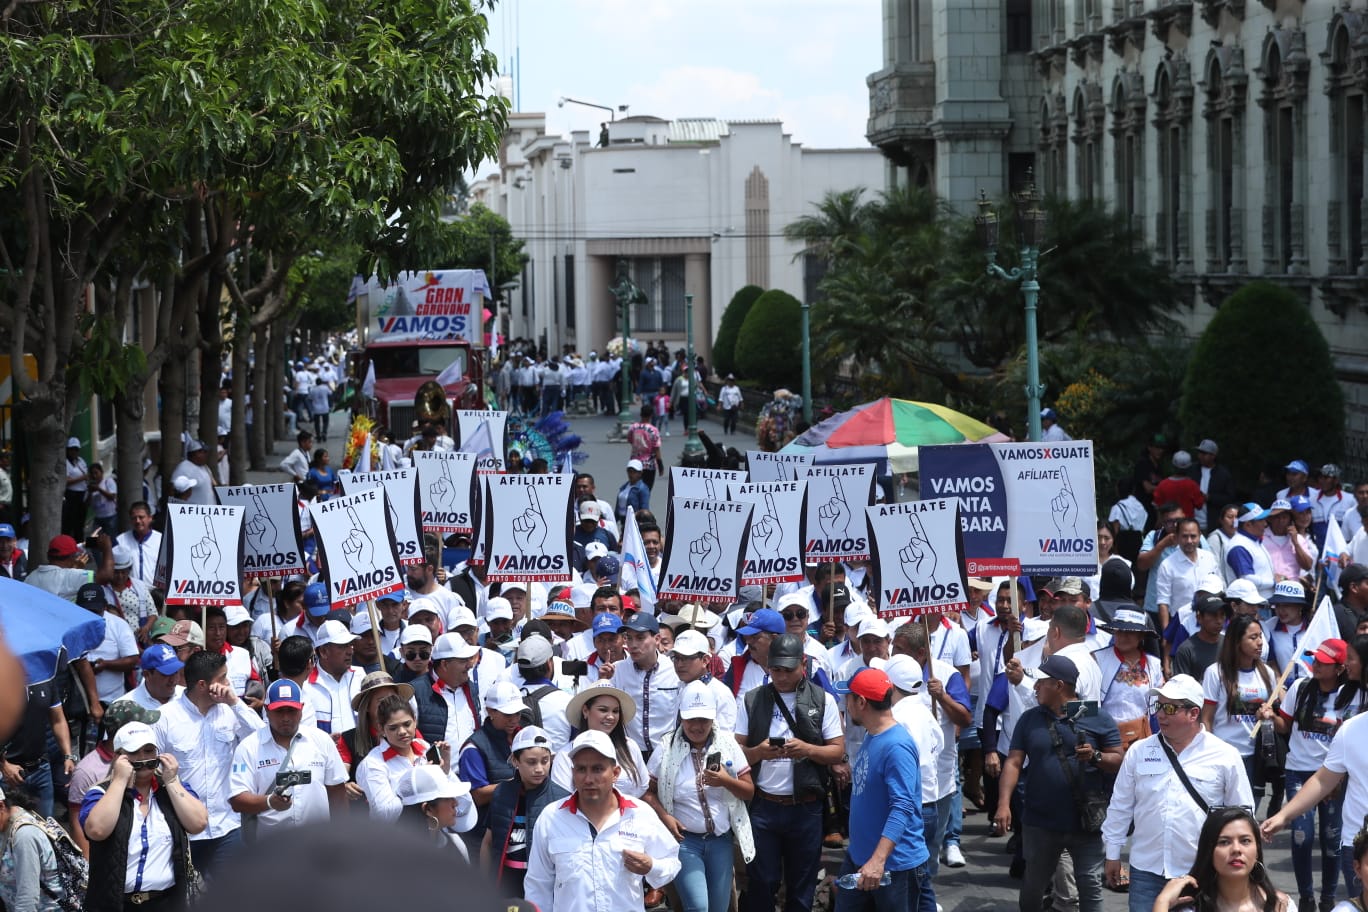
[917,440,1098,575]
[311,489,404,607]
[215,484,305,579]
[159,503,246,606]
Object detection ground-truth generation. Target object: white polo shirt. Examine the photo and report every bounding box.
[229,726,347,830]
[152,693,265,839]
[614,654,681,755]
[302,665,364,735]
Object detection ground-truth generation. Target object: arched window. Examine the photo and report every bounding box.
[1152,58,1193,271]
[1256,29,1309,274]
[1072,85,1102,201]
[1200,45,1247,273]
[1324,16,1366,275]
[1111,73,1144,234]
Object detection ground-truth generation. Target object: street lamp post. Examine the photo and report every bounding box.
[609,259,645,441]
[975,179,1048,442]
[682,293,705,462]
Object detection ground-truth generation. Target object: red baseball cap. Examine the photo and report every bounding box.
[1310,639,1348,665]
[839,667,894,702]
[47,535,78,559]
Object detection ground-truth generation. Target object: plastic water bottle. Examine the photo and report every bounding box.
[835,873,893,890]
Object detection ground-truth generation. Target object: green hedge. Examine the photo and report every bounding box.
[734,289,802,390]
[712,284,764,376]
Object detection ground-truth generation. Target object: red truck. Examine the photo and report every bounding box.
[352,269,490,434]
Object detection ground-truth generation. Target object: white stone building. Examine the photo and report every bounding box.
[868,0,1368,472]
[469,114,884,364]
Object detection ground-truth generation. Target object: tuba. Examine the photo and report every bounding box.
[414,380,452,427]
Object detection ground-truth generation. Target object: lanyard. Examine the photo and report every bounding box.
[642,665,654,747]
[688,745,716,836]
[936,623,951,661]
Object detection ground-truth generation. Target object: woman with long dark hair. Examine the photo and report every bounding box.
[1200,614,1278,802]
[550,684,647,796]
[1154,806,1290,911]
[0,785,62,912]
[1273,638,1357,911]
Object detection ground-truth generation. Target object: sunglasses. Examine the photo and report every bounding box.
[781,609,809,620]
[403,649,431,661]
[129,758,160,771]
[1153,701,1197,716]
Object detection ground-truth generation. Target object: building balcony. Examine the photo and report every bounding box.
[866,63,936,150]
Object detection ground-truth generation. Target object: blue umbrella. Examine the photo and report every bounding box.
[0,576,107,685]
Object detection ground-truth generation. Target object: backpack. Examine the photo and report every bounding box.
[13,812,88,912]
[519,684,561,729]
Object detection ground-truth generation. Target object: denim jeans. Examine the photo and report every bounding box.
[927,791,954,876]
[832,856,930,912]
[677,831,735,912]
[1285,767,1343,900]
[1342,845,1364,899]
[190,828,243,880]
[19,759,53,819]
[1019,826,1105,912]
[743,797,825,912]
[1128,868,1169,912]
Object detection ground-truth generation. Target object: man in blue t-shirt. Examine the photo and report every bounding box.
[994,655,1123,912]
[838,667,931,912]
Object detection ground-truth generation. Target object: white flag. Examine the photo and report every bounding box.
[356,434,372,473]
[459,419,495,464]
[435,356,465,388]
[1324,513,1349,591]
[620,506,657,615]
[1298,595,1343,674]
[361,361,376,398]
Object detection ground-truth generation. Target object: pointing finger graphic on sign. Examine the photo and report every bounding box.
[751,491,783,556]
[245,492,277,552]
[1050,465,1079,537]
[689,510,722,574]
[189,517,221,576]
[818,481,850,538]
[898,513,937,579]
[341,505,375,575]
[430,458,457,510]
[511,486,547,555]
[703,477,718,500]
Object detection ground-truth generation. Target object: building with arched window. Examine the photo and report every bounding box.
[867,0,1368,471]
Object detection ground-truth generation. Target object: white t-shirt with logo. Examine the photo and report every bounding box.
[1201,664,1273,757]
[1280,678,1363,773]
[734,689,841,796]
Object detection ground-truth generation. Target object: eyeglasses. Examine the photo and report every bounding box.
[403,649,431,662]
[1153,701,1196,716]
[781,610,809,620]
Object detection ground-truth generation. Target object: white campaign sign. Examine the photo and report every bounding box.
[747,451,815,483]
[343,468,424,567]
[658,497,753,603]
[482,474,574,584]
[727,480,808,586]
[866,499,967,619]
[216,484,306,578]
[412,450,477,534]
[161,503,246,606]
[456,409,507,472]
[310,488,404,607]
[800,463,877,562]
[666,468,748,536]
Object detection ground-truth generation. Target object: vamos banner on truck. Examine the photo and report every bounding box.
[215,484,305,579]
[657,497,753,603]
[311,489,404,607]
[746,451,814,483]
[411,450,477,534]
[727,480,808,586]
[800,463,877,562]
[455,409,508,473]
[365,269,488,347]
[159,503,246,606]
[866,499,967,619]
[481,474,574,584]
[917,440,1098,575]
[343,468,424,567]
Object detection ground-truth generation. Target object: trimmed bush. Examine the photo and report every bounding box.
[734,289,802,390]
[1178,281,1343,486]
[712,284,764,376]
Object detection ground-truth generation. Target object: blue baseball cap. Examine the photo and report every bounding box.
[596,555,621,580]
[304,581,331,616]
[0,524,15,539]
[139,643,185,676]
[377,589,412,604]
[1238,502,1272,523]
[737,607,785,636]
[266,679,305,710]
[622,612,659,634]
[591,612,622,636]
[1285,459,1310,475]
[1289,494,1312,513]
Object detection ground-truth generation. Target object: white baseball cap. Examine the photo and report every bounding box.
[857,617,890,640]
[314,619,359,647]
[677,680,717,720]
[584,541,609,562]
[446,606,478,630]
[485,681,527,715]
[431,633,479,661]
[883,654,925,695]
[113,722,157,753]
[511,725,553,754]
[349,611,374,636]
[568,729,618,761]
[399,625,434,647]
[485,597,514,621]
[671,629,712,658]
[223,604,252,627]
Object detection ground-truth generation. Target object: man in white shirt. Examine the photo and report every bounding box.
[1040,407,1072,442]
[153,649,265,875]
[1101,675,1253,912]
[26,533,112,600]
[75,583,139,707]
[613,613,681,757]
[303,620,364,736]
[119,644,186,711]
[115,502,162,587]
[279,431,314,482]
[573,473,620,541]
[525,730,682,912]
[667,630,736,732]
[228,679,347,831]
[1226,502,1277,600]
[1155,517,1220,662]
[1341,480,1368,542]
[171,440,216,506]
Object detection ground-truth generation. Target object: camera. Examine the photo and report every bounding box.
[561,660,590,678]
[273,769,312,791]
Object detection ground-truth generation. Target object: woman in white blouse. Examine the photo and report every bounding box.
[550,683,648,796]
[358,694,451,821]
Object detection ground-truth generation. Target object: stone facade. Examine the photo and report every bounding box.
[869,0,1368,475]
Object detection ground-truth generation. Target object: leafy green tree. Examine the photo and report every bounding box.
[713,285,763,376]
[1179,281,1343,486]
[735,290,802,390]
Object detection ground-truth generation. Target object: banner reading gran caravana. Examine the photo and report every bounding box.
[159,503,246,606]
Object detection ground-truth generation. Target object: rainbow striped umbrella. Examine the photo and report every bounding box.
[780,397,1008,473]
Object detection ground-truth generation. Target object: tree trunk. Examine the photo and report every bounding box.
[21,388,71,567]
[159,350,187,488]
[115,383,148,518]
[198,266,224,450]
[249,321,269,470]
[229,310,250,484]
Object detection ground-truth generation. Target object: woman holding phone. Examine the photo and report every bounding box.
[79,722,208,912]
[642,680,754,912]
